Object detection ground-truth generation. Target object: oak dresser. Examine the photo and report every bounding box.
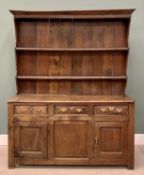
[8,9,135,169]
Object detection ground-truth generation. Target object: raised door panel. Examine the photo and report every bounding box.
[94,122,128,158]
[49,119,92,160]
[14,121,48,158]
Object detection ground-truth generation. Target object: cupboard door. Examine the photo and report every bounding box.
[94,122,128,158]
[49,119,92,160]
[14,121,48,158]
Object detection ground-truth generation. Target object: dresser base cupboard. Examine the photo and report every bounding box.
[8,95,134,169]
[8,9,135,169]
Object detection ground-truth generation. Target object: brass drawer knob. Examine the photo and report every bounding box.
[60,107,67,112]
[116,108,122,113]
[100,107,107,112]
[76,108,82,113]
[109,106,114,112]
[70,107,74,110]
[94,137,99,144]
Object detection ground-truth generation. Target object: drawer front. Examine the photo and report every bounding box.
[95,105,128,115]
[54,105,88,115]
[14,105,48,114]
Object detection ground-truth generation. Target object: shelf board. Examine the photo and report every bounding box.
[17,76,127,80]
[16,47,129,52]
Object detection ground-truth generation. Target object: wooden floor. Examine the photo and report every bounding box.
[0,146,144,175]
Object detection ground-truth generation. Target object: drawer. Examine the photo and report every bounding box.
[54,105,88,114]
[14,105,48,114]
[95,105,128,115]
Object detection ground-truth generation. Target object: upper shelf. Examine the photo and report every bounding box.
[16,47,129,52]
[17,76,127,80]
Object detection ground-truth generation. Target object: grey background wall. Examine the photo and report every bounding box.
[0,0,144,134]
